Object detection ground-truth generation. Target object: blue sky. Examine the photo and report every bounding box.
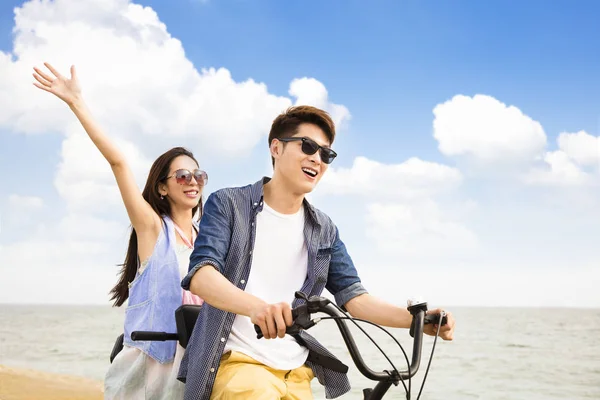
[0,0,598,307]
[140,0,600,147]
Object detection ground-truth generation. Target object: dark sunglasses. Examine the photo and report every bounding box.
[278,137,337,164]
[165,169,208,186]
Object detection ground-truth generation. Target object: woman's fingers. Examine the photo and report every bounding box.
[32,72,52,88]
[32,81,52,93]
[43,62,63,80]
[33,67,54,86]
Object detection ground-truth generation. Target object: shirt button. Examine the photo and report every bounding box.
[210,367,215,372]
[249,251,252,255]
[220,337,225,342]
[241,280,245,284]
[253,202,258,206]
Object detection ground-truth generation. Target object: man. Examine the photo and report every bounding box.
[179,106,456,399]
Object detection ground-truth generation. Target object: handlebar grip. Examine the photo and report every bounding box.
[131,331,178,341]
[254,324,298,339]
[254,324,264,339]
[254,308,299,339]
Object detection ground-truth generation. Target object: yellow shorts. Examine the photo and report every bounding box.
[209,351,315,400]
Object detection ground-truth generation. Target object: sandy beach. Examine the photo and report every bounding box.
[0,365,103,400]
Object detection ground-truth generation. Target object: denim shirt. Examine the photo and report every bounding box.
[178,177,368,399]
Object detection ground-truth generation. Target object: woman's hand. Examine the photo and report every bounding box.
[33,62,81,106]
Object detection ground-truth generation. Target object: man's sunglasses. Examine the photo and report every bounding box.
[165,169,209,186]
[277,137,337,164]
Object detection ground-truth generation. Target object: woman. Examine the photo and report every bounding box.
[33,62,206,399]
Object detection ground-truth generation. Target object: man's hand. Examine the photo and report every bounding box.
[424,308,455,341]
[250,302,294,339]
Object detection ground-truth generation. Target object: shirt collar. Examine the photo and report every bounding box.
[250,176,322,227]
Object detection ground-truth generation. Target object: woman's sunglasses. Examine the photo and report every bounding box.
[165,169,208,186]
[277,137,337,164]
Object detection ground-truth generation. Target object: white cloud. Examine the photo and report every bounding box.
[4,194,45,228]
[524,150,592,186]
[0,209,129,304]
[0,202,131,304]
[0,238,122,304]
[55,213,130,241]
[523,131,599,187]
[54,133,152,211]
[320,156,462,200]
[289,77,351,129]
[433,94,547,162]
[557,130,599,167]
[317,156,475,264]
[432,95,598,187]
[365,200,478,261]
[8,194,44,209]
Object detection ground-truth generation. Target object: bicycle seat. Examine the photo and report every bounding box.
[175,304,202,348]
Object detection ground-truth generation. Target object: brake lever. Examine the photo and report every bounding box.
[254,291,327,339]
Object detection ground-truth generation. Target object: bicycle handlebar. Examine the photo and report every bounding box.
[253,291,447,383]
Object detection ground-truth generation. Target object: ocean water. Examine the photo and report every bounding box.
[0,305,599,399]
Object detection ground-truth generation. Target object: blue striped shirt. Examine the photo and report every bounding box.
[179,177,368,399]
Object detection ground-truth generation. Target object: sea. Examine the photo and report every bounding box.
[0,305,599,399]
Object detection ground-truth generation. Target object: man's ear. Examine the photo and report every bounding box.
[270,139,282,161]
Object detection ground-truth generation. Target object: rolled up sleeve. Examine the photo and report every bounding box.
[325,227,368,308]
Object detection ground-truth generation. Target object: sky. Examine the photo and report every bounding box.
[0,0,598,308]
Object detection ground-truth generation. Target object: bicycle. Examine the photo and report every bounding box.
[124,291,447,400]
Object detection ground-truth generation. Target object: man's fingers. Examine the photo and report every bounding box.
[254,302,294,339]
[282,303,293,327]
[428,308,449,326]
[427,308,444,315]
[265,313,277,339]
[445,312,455,330]
[274,311,287,338]
[70,65,77,80]
[438,310,454,340]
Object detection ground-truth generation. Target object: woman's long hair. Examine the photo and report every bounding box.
[109,147,203,307]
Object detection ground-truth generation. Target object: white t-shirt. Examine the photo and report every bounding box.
[223,202,310,370]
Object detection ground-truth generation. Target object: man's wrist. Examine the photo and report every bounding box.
[244,296,268,318]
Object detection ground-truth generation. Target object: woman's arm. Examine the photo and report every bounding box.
[33,63,160,233]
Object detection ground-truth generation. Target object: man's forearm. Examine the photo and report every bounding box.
[344,293,412,329]
[189,266,266,317]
